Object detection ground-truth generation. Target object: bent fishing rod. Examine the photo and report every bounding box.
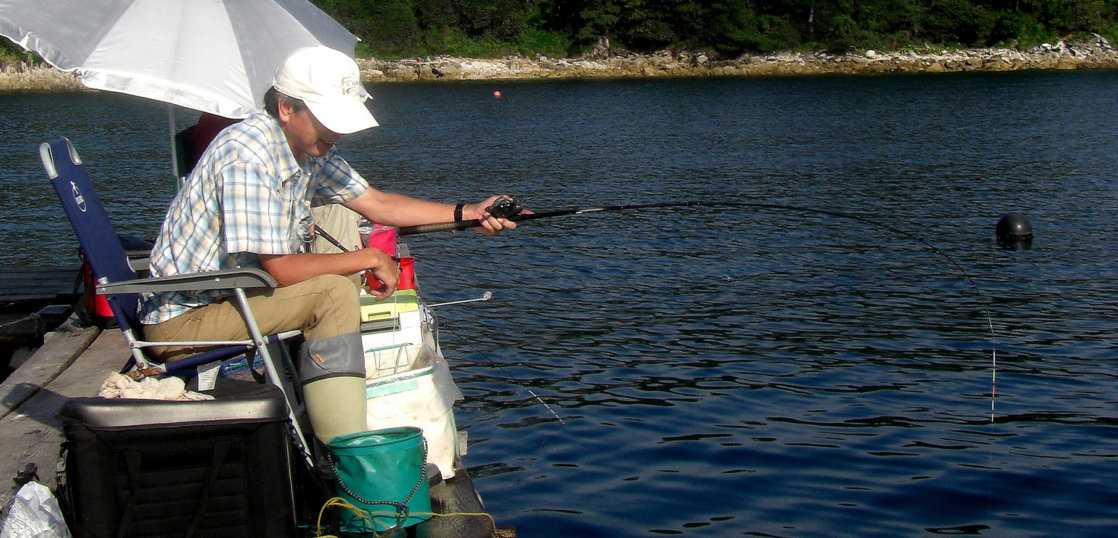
[398,196,983,306]
[400,197,944,254]
[398,196,1000,421]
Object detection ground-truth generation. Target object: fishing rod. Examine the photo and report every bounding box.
[400,197,965,266]
[312,225,351,253]
[398,199,723,236]
[400,196,1000,421]
[397,198,987,303]
[399,198,921,240]
[402,197,976,295]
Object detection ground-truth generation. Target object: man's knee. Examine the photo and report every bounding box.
[302,274,360,339]
[299,332,365,383]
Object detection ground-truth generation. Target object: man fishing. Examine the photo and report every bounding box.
[138,45,518,444]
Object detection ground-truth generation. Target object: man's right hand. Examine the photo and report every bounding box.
[361,248,400,300]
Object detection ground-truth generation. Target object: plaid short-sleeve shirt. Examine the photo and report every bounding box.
[138,112,368,325]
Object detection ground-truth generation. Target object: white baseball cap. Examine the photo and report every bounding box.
[273,46,378,134]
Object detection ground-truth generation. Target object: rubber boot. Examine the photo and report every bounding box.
[299,332,367,444]
[303,376,368,444]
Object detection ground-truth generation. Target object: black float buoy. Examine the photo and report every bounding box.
[996,212,1033,247]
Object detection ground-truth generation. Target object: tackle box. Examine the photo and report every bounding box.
[359,289,425,351]
[57,384,297,537]
[359,288,419,322]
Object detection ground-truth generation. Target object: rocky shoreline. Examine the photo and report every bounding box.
[3,34,1116,91]
[361,34,1118,82]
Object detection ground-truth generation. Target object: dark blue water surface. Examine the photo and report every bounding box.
[2,70,1117,536]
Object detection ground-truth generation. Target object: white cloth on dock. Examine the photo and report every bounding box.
[97,373,213,401]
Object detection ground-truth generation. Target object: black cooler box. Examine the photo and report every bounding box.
[58,384,298,537]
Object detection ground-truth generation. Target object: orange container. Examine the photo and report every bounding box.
[398,257,416,290]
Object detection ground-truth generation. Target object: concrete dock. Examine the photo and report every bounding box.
[0,318,509,537]
[0,317,104,511]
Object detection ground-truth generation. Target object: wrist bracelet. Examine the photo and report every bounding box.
[454,203,464,222]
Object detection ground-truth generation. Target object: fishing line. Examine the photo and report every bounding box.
[311,224,566,424]
[427,291,567,422]
[400,198,999,422]
[0,313,40,330]
[434,313,566,426]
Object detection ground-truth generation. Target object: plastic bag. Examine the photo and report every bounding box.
[1,481,71,538]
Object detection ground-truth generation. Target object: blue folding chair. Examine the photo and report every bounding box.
[39,136,313,464]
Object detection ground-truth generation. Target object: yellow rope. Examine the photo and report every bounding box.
[313,497,499,537]
[413,510,499,528]
[314,497,374,537]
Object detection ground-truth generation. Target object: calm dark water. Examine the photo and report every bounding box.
[2,70,1117,536]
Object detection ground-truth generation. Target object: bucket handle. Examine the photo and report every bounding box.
[328,436,429,534]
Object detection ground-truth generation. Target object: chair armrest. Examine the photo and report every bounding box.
[96,267,277,295]
[126,254,150,273]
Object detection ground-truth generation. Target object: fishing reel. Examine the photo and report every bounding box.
[486,196,523,219]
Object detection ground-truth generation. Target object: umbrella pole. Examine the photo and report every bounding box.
[168,105,181,189]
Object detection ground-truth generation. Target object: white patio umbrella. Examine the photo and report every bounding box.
[0,0,360,176]
[0,0,358,118]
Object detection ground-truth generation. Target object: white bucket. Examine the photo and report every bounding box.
[364,344,462,480]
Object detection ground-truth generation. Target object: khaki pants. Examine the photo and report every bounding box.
[143,274,359,362]
[311,204,363,290]
[311,204,362,254]
[143,274,368,442]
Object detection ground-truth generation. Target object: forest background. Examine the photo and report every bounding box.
[305,0,1113,59]
[2,0,1117,63]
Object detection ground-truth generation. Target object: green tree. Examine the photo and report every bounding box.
[575,0,622,46]
[921,0,996,45]
[615,0,678,50]
[319,0,423,56]
[1035,0,1109,34]
[463,0,533,43]
[413,0,457,30]
[702,0,763,55]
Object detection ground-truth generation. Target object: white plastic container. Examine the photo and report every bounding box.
[364,344,462,480]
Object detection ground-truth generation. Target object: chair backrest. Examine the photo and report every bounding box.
[40,137,142,334]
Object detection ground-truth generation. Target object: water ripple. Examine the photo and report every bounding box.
[6,72,1118,536]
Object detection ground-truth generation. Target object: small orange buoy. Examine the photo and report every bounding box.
[493,91,502,98]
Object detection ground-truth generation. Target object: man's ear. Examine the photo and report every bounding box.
[276,97,295,123]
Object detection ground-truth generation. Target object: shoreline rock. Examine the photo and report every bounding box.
[3,35,1115,92]
[359,35,1118,82]
[0,60,84,90]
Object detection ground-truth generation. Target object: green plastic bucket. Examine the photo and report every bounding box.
[328,426,432,533]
